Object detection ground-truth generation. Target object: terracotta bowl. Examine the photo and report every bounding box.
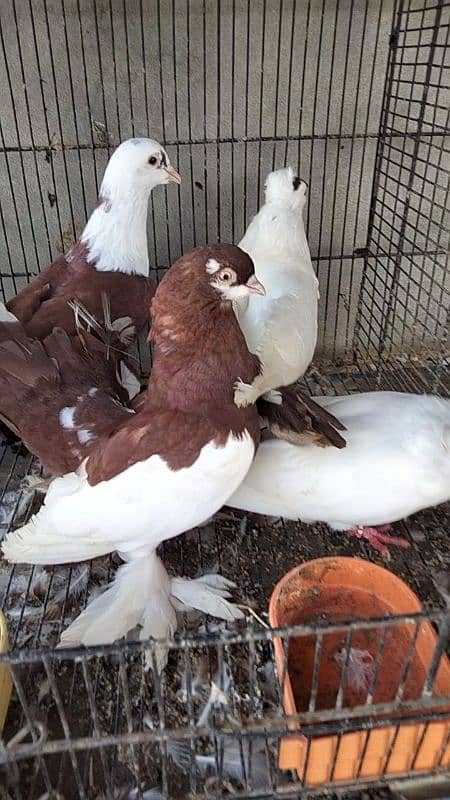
[269,557,450,786]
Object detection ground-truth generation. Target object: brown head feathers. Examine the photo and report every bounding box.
[149,244,263,416]
[86,245,264,483]
[152,245,259,321]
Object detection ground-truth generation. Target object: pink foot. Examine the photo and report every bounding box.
[346,525,410,557]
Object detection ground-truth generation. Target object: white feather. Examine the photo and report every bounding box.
[190,573,237,590]
[3,432,255,565]
[0,302,18,323]
[118,361,141,400]
[235,167,318,402]
[170,574,244,621]
[58,553,176,650]
[77,429,95,445]
[59,406,76,430]
[80,138,173,276]
[229,392,450,529]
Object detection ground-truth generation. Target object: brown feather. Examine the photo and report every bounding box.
[0,338,60,387]
[7,243,154,342]
[0,321,131,475]
[5,243,153,409]
[86,245,262,485]
[257,385,347,449]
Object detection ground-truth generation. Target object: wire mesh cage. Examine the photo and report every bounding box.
[1,613,450,799]
[0,0,449,797]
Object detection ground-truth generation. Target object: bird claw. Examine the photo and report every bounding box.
[234,379,257,408]
[347,525,410,557]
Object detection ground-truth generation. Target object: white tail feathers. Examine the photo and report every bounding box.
[2,510,108,565]
[0,302,18,324]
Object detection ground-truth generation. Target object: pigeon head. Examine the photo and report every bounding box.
[150,245,265,346]
[264,166,307,210]
[80,138,180,276]
[100,138,181,198]
[203,246,266,301]
[154,245,265,310]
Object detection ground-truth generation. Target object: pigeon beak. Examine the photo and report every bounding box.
[246,275,266,296]
[163,165,182,185]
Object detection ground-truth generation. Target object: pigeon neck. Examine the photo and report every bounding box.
[150,300,260,415]
[80,188,150,276]
[242,203,312,267]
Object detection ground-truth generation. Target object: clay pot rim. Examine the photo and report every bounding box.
[269,555,423,629]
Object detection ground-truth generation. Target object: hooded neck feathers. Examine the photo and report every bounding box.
[148,245,261,430]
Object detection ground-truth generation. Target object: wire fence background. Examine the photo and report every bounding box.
[0,0,447,363]
[0,0,407,359]
[0,0,449,797]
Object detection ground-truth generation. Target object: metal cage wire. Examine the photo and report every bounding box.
[0,0,449,798]
[1,613,450,799]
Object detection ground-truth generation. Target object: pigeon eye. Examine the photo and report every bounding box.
[148,156,158,166]
[292,176,301,191]
[214,266,237,283]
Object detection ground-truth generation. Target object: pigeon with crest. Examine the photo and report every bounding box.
[234,167,346,448]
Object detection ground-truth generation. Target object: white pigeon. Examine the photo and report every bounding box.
[234,166,318,407]
[228,391,450,556]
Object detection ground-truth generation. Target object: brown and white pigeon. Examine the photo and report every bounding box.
[234,167,346,448]
[3,137,180,403]
[2,244,265,662]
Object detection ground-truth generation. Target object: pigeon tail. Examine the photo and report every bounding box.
[0,320,75,449]
[257,385,347,449]
[0,302,29,444]
[2,496,109,565]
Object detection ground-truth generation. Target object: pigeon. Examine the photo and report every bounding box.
[4,137,181,402]
[235,168,317,397]
[228,391,450,556]
[2,244,266,658]
[234,167,346,448]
